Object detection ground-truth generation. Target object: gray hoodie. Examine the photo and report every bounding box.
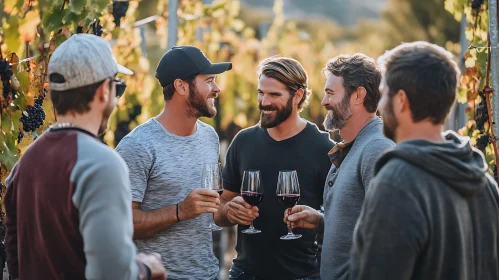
[349,131,499,280]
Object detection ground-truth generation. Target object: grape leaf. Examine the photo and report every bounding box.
[94,0,109,11]
[0,131,19,170]
[69,0,86,15]
[1,112,12,132]
[42,7,69,32]
[11,111,22,132]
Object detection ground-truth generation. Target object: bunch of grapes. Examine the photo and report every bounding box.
[112,0,129,27]
[0,59,13,99]
[476,134,490,152]
[476,102,488,131]
[91,21,103,36]
[494,164,498,183]
[20,94,46,132]
[471,0,484,10]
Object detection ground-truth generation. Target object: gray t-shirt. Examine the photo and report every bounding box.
[116,118,220,280]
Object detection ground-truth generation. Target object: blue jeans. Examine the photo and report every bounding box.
[228,266,320,280]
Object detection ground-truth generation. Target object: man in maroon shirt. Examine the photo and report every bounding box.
[5,34,166,280]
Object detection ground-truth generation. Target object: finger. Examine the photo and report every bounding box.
[205,207,219,214]
[228,208,256,222]
[196,201,220,211]
[289,205,306,214]
[228,212,253,225]
[233,197,254,209]
[229,203,258,218]
[151,253,161,260]
[287,211,310,222]
[195,188,220,198]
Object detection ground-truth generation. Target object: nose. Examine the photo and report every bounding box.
[321,95,329,107]
[260,94,272,107]
[213,81,221,93]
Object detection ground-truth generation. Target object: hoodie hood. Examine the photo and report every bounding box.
[375,131,489,197]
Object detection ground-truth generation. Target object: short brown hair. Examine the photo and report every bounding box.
[50,80,105,115]
[378,41,460,124]
[258,56,312,112]
[323,54,382,113]
[156,73,196,101]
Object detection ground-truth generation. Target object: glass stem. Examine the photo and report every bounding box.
[287,208,293,235]
[212,213,216,225]
[249,221,255,229]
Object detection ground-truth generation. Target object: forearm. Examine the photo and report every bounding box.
[133,205,178,239]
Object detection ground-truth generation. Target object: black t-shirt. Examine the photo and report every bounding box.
[223,122,334,279]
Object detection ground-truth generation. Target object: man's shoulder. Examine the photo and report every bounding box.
[77,134,125,167]
[197,120,219,138]
[374,157,424,189]
[304,122,333,143]
[232,124,262,142]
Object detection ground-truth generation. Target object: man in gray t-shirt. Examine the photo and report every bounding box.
[116,46,232,280]
[286,54,394,280]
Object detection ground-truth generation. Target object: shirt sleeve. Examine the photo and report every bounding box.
[222,135,241,193]
[5,164,19,279]
[349,175,427,280]
[359,138,394,191]
[116,137,152,203]
[71,146,144,280]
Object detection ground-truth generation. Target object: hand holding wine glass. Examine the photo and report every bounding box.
[277,170,302,240]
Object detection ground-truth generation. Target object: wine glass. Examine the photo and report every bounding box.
[202,162,223,231]
[277,170,302,240]
[241,170,263,234]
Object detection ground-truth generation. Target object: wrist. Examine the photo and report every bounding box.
[177,202,182,222]
[316,211,324,231]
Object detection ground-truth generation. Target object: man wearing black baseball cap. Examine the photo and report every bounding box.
[116,46,232,279]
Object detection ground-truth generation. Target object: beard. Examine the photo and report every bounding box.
[381,97,398,141]
[187,83,217,118]
[323,94,352,131]
[259,95,293,128]
[98,98,114,136]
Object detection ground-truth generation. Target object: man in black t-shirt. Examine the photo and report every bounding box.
[214,57,333,280]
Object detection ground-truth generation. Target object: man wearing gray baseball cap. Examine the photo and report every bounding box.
[116,46,232,279]
[4,34,166,280]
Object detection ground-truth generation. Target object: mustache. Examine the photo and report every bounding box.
[324,105,335,111]
[259,104,278,111]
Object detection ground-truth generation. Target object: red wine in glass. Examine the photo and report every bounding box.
[242,191,264,206]
[241,170,262,234]
[277,194,300,208]
[216,189,224,196]
[277,170,302,240]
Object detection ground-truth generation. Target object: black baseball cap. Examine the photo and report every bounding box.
[156,46,232,87]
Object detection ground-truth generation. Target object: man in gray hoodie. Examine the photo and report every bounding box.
[349,41,499,279]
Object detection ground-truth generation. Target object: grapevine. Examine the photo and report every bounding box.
[0,59,13,99]
[19,94,46,132]
[112,0,129,27]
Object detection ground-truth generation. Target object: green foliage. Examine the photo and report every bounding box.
[445,0,496,169]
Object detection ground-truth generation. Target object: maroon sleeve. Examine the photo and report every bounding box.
[5,165,19,279]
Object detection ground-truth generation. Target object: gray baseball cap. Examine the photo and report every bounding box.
[48,34,133,91]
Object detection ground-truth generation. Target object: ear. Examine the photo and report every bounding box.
[351,87,367,106]
[173,79,189,97]
[95,78,111,104]
[393,89,410,114]
[293,88,304,106]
